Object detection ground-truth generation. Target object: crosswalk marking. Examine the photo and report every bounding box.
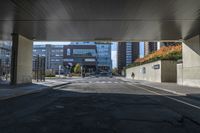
[71,81,126,84]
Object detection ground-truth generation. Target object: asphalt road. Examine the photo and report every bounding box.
[0,77,200,133]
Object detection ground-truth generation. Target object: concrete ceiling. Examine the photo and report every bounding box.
[0,0,200,41]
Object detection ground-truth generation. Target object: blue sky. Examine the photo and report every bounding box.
[111,42,118,68]
[140,42,144,58]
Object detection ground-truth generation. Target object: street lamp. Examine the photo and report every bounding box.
[59,65,61,78]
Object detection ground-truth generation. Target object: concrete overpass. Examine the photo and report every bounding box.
[0,0,199,86]
[0,0,200,41]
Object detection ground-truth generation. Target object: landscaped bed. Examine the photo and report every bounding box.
[127,44,182,68]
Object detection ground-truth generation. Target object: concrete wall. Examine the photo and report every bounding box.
[179,35,200,87]
[177,63,183,85]
[16,35,33,84]
[126,60,177,83]
[161,60,177,82]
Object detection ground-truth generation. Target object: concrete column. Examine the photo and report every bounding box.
[157,41,161,50]
[11,34,33,85]
[181,35,200,87]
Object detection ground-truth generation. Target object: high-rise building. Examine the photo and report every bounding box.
[95,42,112,73]
[117,42,126,71]
[157,42,180,50]
[33,44,64,74]
[144,42,158,56]
[117,42,140,73]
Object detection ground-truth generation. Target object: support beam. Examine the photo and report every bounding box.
[11,34,33,85]
[178,35,200,87]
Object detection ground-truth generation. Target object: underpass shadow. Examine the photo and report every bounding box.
[0,87,200,133]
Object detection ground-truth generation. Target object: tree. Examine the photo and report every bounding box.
[74,64,81,73]
[112,68,119,76]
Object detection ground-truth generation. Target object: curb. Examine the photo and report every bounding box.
[0,82,70,101]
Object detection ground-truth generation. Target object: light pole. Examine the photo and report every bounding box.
[59,65,61,78]
[81,65,83,78]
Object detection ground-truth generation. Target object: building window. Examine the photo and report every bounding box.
[64,59,74,62]
[67,49,71,56]
[73,49,96,56]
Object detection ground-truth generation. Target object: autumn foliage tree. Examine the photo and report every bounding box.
[128,44,182,68]
[74,63,81,73]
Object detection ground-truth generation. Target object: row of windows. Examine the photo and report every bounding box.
[33,54,63,57]
[98,54,110,57]
[51,59,62,62]
[33,49,63,53]
[33,45,46,48]
[73,49,96,56]
[51,54,62,57]
[51,45,64,48]
[96,45,110,48]
[33,54,46,57]
[64,58,97,62]
[126,55,132,58]
[51,50,63,52]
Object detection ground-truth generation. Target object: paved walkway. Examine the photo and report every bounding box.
[117,77,200,99]
[0,79,70,100]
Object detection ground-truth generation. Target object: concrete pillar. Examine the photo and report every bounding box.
[157,41,161,50]
[11,34,33,85]
[181,35,200,87]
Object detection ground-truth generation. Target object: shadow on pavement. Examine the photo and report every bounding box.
[0,88,200,133]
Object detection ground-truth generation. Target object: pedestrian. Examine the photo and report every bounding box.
[131,72,135,79]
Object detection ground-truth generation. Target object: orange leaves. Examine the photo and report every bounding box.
[135,44,182,64]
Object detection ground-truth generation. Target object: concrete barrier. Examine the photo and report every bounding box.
[126,60,177,83]
[177,63,183,85]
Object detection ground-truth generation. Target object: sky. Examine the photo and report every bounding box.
[34,41,144,69]
[111,42,118,68]
[140,42,144,58]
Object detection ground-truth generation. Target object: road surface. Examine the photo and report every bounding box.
[0,77,200,133]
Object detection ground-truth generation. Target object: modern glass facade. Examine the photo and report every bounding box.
[33,44,64,74]
[68,42,112,73]
[0,41,12,81]
[126,42,133,66]
[63,45,97,74]
[73,49,96,56]
[96,43,112,72]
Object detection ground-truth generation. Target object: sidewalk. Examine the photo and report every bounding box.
[117,77,200,99]
[0,79,70,100]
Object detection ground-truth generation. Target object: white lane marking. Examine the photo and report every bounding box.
[130,84,200,110]
[140,83,186,96]
[71,80,125,84]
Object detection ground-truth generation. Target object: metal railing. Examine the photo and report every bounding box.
[33,55,46,82]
